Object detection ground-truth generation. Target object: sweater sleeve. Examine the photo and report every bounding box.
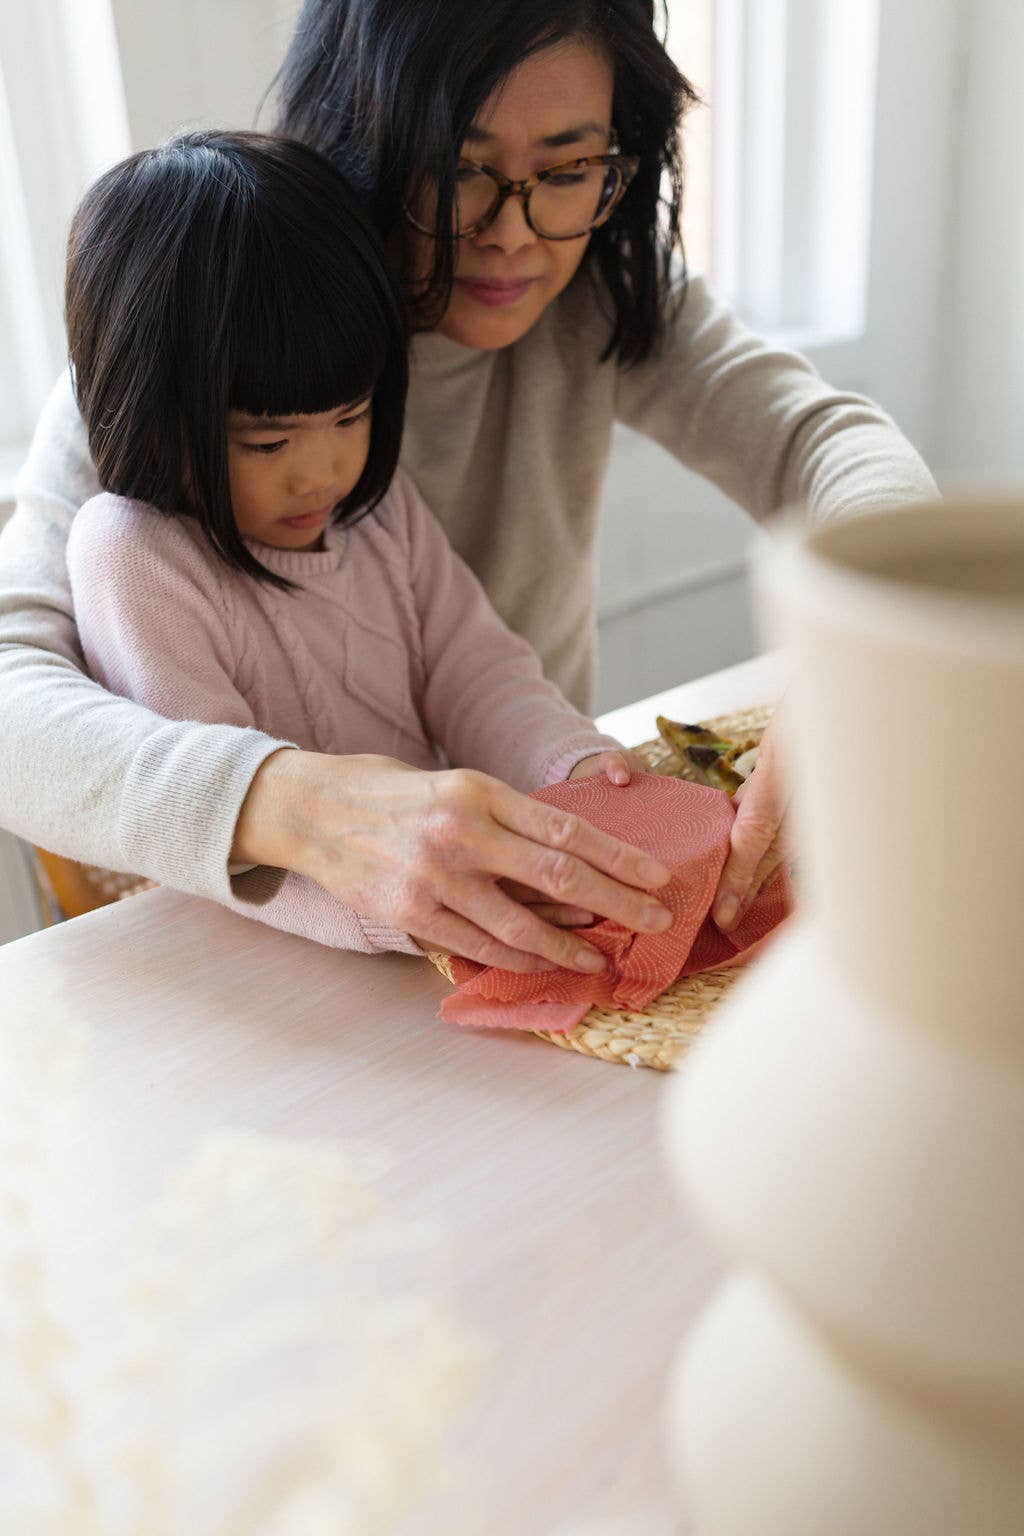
[65,496,418,955]
[396,473,621,790]
[614,274,939,521]
[0,376,287,898]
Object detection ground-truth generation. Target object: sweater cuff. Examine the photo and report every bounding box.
[119,722,295,903]
[357,916,423,956]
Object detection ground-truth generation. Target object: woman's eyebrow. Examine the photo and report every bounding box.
[537,121,608,148]
[465,121,608,150]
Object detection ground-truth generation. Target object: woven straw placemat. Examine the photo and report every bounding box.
[428,702,774,1072]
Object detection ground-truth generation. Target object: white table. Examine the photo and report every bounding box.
[0,652,785,1535]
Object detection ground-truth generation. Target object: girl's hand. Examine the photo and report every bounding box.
[491,878,597,932]
[712,712,792,932]
[567,747,642,786]
[233,750,672,973]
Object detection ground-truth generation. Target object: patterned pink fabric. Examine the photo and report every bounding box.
[438,772,793,1032]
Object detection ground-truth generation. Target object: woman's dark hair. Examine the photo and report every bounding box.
[275,0,699,365]
[66,129,408,587]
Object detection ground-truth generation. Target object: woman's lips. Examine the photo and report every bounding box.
[456,277,535,307]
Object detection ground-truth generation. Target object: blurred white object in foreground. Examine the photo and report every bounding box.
[664,495,1024,1534]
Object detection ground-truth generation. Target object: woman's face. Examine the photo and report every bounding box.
[412,38,615,351]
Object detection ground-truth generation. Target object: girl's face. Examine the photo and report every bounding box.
[409,38,615,351]
[227,398,373,550]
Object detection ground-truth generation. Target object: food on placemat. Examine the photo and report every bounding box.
[731,746,760,780]
[656,716,761,796]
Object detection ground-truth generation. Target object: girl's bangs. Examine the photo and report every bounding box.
[227,237,388,419]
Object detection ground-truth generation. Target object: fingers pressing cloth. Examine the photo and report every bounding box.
[438,772,793,1033]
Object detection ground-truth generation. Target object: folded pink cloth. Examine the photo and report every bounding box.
[438,772,793,1032]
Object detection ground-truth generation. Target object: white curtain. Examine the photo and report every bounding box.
[0,0,130,466]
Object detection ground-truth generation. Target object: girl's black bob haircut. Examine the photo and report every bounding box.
[275,0,699,366]
[66,129,408,588]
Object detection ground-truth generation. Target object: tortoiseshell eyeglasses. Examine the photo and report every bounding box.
[406,152,640,241]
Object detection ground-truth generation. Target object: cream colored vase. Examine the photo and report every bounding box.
[663,498,1024,1536]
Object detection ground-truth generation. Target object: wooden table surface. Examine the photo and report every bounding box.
[0,652,785,1535]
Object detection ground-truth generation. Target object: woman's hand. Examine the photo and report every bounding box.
[232,749,672,973]
[497,748,642,928]
[568,740,793,935]
[712,712,792,933]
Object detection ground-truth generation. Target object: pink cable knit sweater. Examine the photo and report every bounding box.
[65,470,620,953]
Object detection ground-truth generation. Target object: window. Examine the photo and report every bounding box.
[667,0,715,278]
[672,0,881,341]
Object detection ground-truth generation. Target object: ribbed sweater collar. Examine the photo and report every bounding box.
[244,520,348,578]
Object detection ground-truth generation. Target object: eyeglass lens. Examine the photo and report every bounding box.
[454,163,623,237]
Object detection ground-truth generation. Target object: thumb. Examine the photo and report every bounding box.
[712,766,785,932]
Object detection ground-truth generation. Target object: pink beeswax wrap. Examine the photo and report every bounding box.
[438,772,793,1033]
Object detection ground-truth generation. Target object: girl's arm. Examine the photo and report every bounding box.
[65,495,417,954]
[397,474,623,789]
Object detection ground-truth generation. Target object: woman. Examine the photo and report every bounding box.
[0,0,935,967]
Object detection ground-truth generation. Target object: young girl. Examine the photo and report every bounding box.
[63,129,670,966]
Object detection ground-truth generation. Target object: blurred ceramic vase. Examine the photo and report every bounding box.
[663,498,1024,1535]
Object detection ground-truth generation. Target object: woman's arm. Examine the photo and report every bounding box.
[231,744,673,969]
[615,272,939,518]
[0,378,284,894]
[617,275,939,931]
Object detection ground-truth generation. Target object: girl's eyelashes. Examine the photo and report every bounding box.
[337,403,372,428]
[236,404,370,453]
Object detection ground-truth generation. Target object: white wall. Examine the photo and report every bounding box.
[595,429,757,711]
[109,0,302,147]
[0,833,45,944]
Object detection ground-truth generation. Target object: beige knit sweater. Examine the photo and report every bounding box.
[0,271,937,903]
